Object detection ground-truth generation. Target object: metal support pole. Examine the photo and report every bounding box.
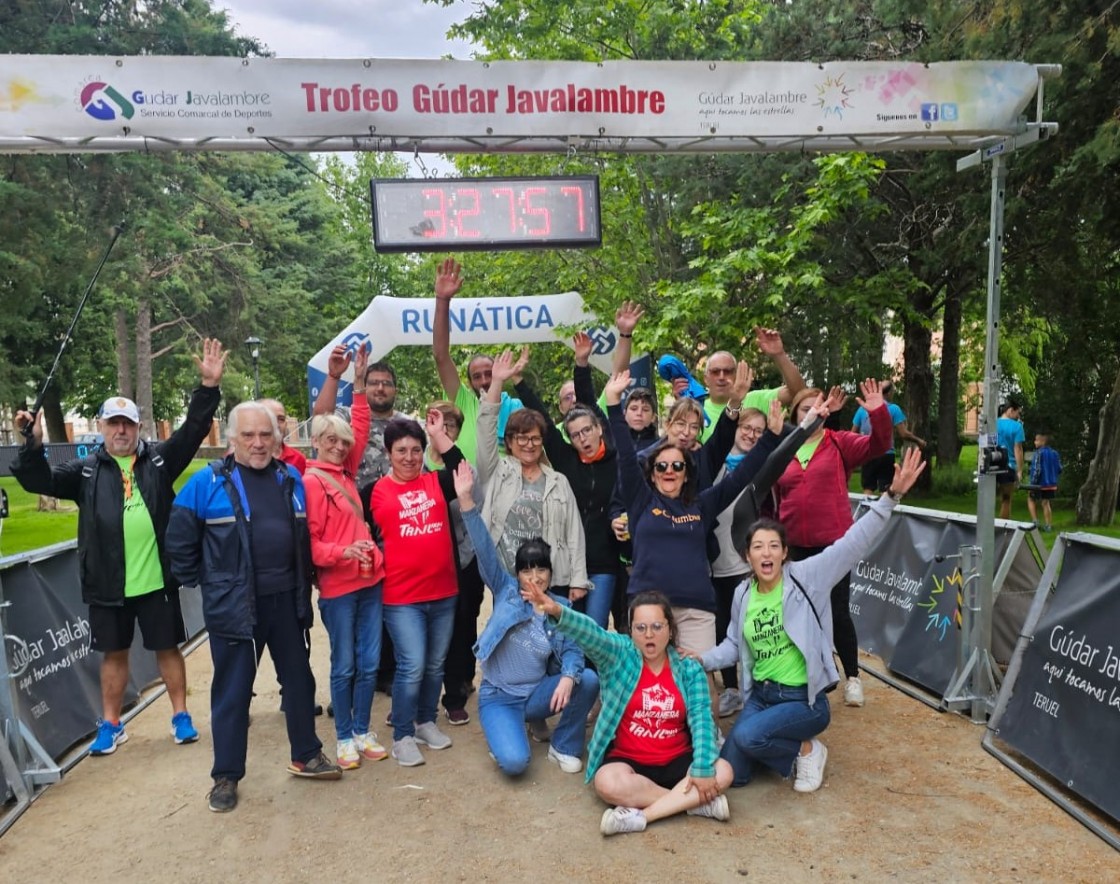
[963,151,1008,721]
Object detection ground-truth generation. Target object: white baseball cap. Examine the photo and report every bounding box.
[99,396,140,423]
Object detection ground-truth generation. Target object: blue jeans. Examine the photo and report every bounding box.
[478,669,600,776]
[383,596,457,740]
[585,572,617,629]
[318,583,383,742]
[720,680,831,786]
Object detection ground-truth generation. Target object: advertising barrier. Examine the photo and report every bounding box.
[985,533,1120,848]
[848,500,1044,700]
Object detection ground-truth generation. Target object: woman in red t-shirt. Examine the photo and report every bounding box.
[368,409,464,768]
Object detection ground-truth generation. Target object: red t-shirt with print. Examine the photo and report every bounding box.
[370,471,457,606]
[609,662,691,765]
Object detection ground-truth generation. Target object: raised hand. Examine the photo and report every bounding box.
[572,331,593,366]
[730,359,753,406]
[519,580,559,616]
[353,341,369,384]
[888,445,927,498]
[824,385,848,414]
[326,343,352,381]
[194,337,228,388]
[426,407,446,439]
[491,347,527,386]
[767,397,786,435]
[604,369,631,406]
[15,410,43,446]
[615,300,645,335]
[434,257,463,300]
[452,459,475,503]
[856,378,885,413]
[754,327,786,357]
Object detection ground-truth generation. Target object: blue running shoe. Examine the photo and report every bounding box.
[171,711,200,744]
[90,719,127,755]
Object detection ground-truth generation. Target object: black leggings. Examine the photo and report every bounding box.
[790,545,859,679]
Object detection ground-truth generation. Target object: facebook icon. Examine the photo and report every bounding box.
[920,103,940,122]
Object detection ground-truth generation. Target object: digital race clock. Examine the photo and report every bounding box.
[370,176,601,253]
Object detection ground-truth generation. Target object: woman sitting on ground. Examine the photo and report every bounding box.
[699,447,925,793]
[451,462,599,776]
[518,579,733,836]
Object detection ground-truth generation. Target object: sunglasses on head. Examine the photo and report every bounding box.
[653,460,686,473]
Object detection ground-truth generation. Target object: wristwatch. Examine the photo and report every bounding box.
[886,487,904,502]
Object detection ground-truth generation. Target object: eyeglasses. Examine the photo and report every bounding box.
[569,425,598,440]
[653,461,686,473]
[367,379,396,388]
[741,425,764,437]
[513,434,543,447]
[632,621,667,635]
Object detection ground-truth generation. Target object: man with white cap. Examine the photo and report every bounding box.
[12,338,227,756]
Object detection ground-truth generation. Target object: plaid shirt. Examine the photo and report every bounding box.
[553,607,719,782]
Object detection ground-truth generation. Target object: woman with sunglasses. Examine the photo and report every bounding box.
[477,348,588,605]
[700,447,926,793]
[517,577,734,835]
[605,370,790,655]
[511,332,621,627]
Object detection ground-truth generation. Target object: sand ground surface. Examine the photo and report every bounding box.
[0,620,1116,883]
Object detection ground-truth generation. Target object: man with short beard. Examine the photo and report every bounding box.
[313,346,406,487]
[12,338,227,757]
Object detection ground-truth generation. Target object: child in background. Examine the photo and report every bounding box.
[1026,433,1062,532]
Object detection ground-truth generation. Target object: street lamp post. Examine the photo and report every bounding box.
[244,335,262,399]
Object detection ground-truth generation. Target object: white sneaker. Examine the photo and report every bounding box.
[844,677,865,707]
[336,738,360,770]
[414,720,452,750]
[352,731,387,761]
[547,745,583,774]
[718,688,743,718]
[527,719,551,743]
[793,739,828,793]
[600,806,647,836]
[391,736,425,767]
[687,794,730,821]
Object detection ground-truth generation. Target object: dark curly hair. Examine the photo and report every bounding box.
[642,438,698,505]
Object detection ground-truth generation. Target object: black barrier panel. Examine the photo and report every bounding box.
[1,549,161,758]
[0,444,99,477]
[996,540,1120,823]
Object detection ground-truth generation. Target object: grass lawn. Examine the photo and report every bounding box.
[1,459,212,559]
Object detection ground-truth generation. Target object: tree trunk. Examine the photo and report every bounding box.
[937,283,964,469]
[1075,363,1120,525]
[902,316,935,490]
[114,307,133,398]
[134,299,156,441]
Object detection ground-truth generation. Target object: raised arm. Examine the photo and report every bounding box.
[312,344,353,416]
[833,379,893,468]
[433,257,465,398]
[427,408,465,501]
[755,327,805,405]
[604,370,646,510]
[455,462,519,601]
[344,345,371,476]
[612,301,644,374]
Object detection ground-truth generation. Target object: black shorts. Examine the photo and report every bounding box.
[860,453,895,493]
[996,473,1018,497]
[1029,488,1056,501]
[603,751,693,789]
[89,589,186,653]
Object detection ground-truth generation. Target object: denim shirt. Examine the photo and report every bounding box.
[462,507,585,683]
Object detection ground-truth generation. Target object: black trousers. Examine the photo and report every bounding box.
[441,557,485,711]
[790,545,860,679]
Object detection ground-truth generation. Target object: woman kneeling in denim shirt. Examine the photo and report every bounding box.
[453,463,599,776]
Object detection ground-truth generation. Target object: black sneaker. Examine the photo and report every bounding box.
[287,752,343,780]
[207,778,238,813]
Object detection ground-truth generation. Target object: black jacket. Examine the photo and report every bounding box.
[11,385,221,606]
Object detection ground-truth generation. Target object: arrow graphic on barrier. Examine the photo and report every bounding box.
[919,569,962,642]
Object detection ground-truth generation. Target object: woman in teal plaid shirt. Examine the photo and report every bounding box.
[521,585,734,836]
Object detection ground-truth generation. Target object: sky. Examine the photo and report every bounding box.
[216,1,476,175]
[217,0,476,63]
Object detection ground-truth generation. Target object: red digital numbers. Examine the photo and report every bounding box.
[420,188,447,238]
[454,188,481,238]
[561,185,586,232]
[521,186,551,236]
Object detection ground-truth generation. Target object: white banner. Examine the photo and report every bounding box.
[307,293,620,407]
[1,56,1041,145]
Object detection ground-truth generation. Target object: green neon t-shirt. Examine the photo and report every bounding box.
[112,455,164,597]
[745,580,807,686]
[700,386,781,442]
